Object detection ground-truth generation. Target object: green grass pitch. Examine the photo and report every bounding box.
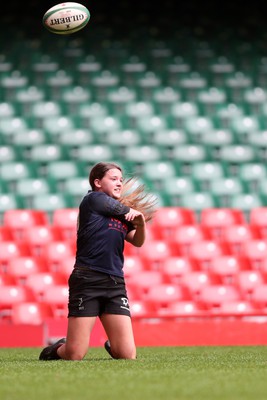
[1,346,267,400]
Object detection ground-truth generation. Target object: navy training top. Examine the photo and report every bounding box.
[74,191,134,277]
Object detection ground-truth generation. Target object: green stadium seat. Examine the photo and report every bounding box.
[170,100,199,125]
[46,161,81,190]
[180,192,216,219]
[16,178,51,208]
[124,101,154,129]
[214,103,244,129]
[153,129,188,158]
[152,87,180,115]
[136,71,162,101]
[165,57,191,87]
[106,86,136,115]
[0,117,28,144]
[218,145,256,175]
[231,115,260,144]
[161,176,195,206]
[105,130,142,158]
[197,87,227,115]
[246,130,267,161]
[239,163,267,192]
[243,87,267,115]
[31,101,62,129]
[31,56,59,85]
[120,58,147,87]
[12,130,47,159]
[191,162,225,191]
[90,115,122,142]
[0,145,18,162]
[178,72,207,101]
[209,57,235,87]
[123,145,162,174]
[77,102,108,129]
[46,70,74,100]
[74,144,115,164]
[0,161,34,192]
[31,193,72,221]
[28,144,65,163]
[42,116,75,140]
[61,86,91,114]
[91,70,120,102]
[0,194,22,222]
[56,129,94,158]
[225,72,252,102]
[142,161,177,190]
[171,144,207,175]
[184,116,214,143]
[199,129,233,160]
[210,177,244,207]
[230,193,263,221]
[0,102,15,118]
[136,115,168,142]
[15,86,45,116]
[64,177,90,206]
[75,56,102,86]
[1,71,29,101]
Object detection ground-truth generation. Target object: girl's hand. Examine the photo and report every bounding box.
[124,208,145,226]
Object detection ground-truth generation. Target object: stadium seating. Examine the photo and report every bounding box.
[3,11,267,326]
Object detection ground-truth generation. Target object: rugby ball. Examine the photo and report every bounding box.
[43,2,90,35]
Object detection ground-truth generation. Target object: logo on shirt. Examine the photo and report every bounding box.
[109,218,128,234]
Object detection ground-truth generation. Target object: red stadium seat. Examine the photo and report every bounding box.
[240,239,267,269]
[236,270,264,299]
[22,225,60,257]
[170,224,208,256]
[151,207,196,240]
[53,255,75,281]
[43,241,75,269]
[42,285,69,318]
[0,273,16,286]
[11,302,53,325]
[222,224,256,255]
[0,241,22,271]
[209,255,242,285]
[25,272,65,301]
[250,207,267,238]
[180,271,211,300]
[0,286,34,318]
[198,284,241,312]
[3,209,48,240]
[123,255,145,278]
[200,208,245,239]
[251,284,267,312]
[189,240,225,270]
[157,301,205,317]
[7,256,47,284]
[219,300,258,316]
[130,300,152,318]
[161,256,193,284]
[145,283,184,313]
[52,208,79,242]
[139,240,172,270]
[126,270,163,299]
[0,226,13,241]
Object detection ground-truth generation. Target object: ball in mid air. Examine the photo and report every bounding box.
[43,2,90,35]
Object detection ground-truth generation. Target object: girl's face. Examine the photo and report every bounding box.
[94,168,123,199]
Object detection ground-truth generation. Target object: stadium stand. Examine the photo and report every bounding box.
[2,0,267,341]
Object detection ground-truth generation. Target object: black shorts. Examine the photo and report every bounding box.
[68,267,131,318]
